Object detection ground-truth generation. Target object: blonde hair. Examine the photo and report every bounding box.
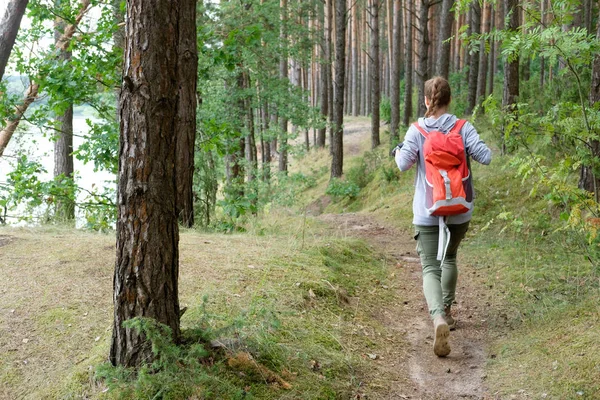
[424,76,451,118]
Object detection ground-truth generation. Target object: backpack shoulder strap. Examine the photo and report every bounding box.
[450,119,467,135]
[413,122,428,137]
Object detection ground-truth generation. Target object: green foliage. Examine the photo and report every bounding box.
[326,178,360,200]
[380,96,391,124]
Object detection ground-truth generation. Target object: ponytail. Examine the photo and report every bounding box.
[424,77,451,118]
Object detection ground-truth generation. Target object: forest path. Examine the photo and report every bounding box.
[318,212,489,399]
[315,119,489,399]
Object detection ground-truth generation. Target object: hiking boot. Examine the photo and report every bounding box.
[433,315,451,357]
[445,306,456,331]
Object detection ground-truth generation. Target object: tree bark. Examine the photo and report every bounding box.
[476,1,491,108]
[579,8,600,196]
[318,0,329,147]
[327,0,334,150]
[331,0,346,178]
[390,0,402,143]
[351,2,359,116]
[175,0,197,227]
[416,0,430,117]
[110,0,182,368]
[436,0,454,78]
[402,0,413,126]
[0,0,29,82]
[53,0,74,222]
[487,3,496,96]
[370,0,381,148]
[502,0,519,111]
[466,0,481,115]
[279,0,289,173]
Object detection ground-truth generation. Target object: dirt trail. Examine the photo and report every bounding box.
[315,118,489,399]
[319,213,488,399]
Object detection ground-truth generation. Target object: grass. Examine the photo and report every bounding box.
[3,115,600,399]
[317,120,600,399]
[0,210,400,399]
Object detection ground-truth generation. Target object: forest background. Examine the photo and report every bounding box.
[0,0,600,398]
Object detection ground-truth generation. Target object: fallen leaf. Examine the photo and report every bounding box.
[367,353,378,360]
[95,336,101,342]
[247,265,255,269]
[308,289,316,298]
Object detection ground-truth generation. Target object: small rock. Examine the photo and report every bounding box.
[95,336,101,342]
[446,368,451,373]
[367,353,379,360]
[22,338,29,344]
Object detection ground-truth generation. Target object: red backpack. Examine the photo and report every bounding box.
[413,119,473,217]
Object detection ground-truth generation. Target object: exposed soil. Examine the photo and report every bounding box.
[319,207,489,398]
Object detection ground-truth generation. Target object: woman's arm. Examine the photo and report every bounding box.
[395,126,419,171]
[462,122,492,165]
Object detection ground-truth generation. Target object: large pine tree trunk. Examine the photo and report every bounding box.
[0,0,28,81]
[436,0,454,78]
[110,0,183,368]
[466,0,481,115]
[416,0,430,117]
[370,0,381,148]
[390,0,402,143]
[402,0,413,126]
[331,0,346,178]
[175,0,197,227]
[279,0,289,173]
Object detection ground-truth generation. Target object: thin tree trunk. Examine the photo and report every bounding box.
[0,0,29,82]
[331,0,347,178]
[403,0,413,126]
[110,0,182,368]
[417,0,430,117]
[52,0,75,221]
[261,102,271,181]
[175,0,197,227]
[466,0,481,115]
[390,0,402,143]
[579,7,600,195]
[476,1,490,108]
[327,0,334,151]
[352,2,359,116]
[437,0,454,78]
[279,0,289,173]
[502,0,519,110]
[370,0,381,148]
[487,3,496,96]
[318,0,329,147]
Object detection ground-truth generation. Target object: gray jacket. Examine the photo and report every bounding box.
[395,113,492,226]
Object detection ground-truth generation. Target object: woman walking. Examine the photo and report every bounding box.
[393,76,491,356]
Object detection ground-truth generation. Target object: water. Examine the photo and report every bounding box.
[0,110,116,226]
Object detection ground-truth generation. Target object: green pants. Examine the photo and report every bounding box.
[414,222,470,318]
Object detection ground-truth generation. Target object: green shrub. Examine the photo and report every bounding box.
[326,178,360,200]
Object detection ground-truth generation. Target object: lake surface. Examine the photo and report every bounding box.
[0,112,116,226]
